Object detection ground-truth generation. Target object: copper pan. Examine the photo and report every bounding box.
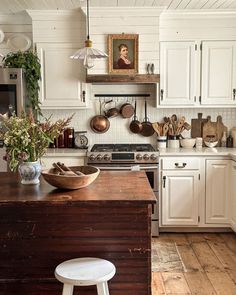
[90,101,110,133]
[129,100,142,134]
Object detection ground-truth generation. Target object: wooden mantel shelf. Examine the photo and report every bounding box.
[86,74,160,84]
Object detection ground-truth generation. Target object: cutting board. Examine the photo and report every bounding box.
[202,116,217,142]
[191,113,208,138]
[216,115,227,146]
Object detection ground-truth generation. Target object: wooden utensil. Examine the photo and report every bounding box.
[57,162,85,176]
[176,116,185,135]
[163,123,169,136]
[191,113,207,138]
[152,122,160,136]
[202,116,218,144]
[52,163,78,176]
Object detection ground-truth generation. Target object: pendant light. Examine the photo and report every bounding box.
[70,0,108,69]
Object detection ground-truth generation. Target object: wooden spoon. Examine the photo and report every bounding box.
[53,163,78,176]
[57,162,85,176]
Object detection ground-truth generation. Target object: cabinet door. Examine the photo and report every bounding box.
[201,41,236,105]
[161,170,199,225]
[231,161,236,232]
[37,43,88,109]
[206,160,230,224]
[160,41,197,105]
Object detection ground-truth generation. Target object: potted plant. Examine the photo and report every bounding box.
[0,110,73,184]
[3,50,42,119]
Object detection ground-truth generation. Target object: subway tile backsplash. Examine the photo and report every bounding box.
[42,99,236,148]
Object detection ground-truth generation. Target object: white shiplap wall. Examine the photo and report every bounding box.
[0,11,32,62]
[87,7,162,74]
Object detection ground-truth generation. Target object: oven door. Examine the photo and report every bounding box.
[92,163,158,192]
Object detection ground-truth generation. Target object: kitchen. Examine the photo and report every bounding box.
[0,0,236,295]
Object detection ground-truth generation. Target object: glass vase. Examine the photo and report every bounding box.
[18,160,41,184]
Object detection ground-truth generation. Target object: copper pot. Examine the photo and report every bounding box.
[104,100,119,118]
[120,101,134,118]
[90,101,110,133]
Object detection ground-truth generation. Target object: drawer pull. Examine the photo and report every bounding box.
[175,163,187,168]
[163,176,166,188]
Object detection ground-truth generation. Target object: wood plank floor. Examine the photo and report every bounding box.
[152,233,236,295]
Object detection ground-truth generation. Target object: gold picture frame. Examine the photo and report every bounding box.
[108,34,139,74]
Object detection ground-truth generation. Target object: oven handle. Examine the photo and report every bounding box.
[94,165,158,171]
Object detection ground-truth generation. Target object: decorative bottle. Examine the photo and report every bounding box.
[221,131,227,147]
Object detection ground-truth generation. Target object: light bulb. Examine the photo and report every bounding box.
[84,55,94,69]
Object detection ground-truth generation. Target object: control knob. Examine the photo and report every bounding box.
[89,154,96,161]
[136,154,143,161]
[143,154,150,160]
[96,154,103,161]
[103,154,110,161]
[150,154,157,161]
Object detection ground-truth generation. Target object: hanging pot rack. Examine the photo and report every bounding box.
[94,94,150,98]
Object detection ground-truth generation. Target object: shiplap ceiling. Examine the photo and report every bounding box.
[0,0,236,13]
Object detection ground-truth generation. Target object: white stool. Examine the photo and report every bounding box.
[55,257,116,295]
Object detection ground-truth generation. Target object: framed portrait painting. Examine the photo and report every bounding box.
[108,34,139,74]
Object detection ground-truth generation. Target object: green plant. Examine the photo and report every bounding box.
[0,110,73,171]
[3,50,42,119]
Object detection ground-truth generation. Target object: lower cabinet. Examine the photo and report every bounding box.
[206,160,231,224]
[231,161,236,232]
[161,170,199,226]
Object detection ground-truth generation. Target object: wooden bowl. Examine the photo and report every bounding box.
[41,166,100,190]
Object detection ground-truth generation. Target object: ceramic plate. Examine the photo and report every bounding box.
[0,30,4,43]
[7,33,31,51]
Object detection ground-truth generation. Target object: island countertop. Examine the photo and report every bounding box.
[0,170,156,204]
[0,170,155,295]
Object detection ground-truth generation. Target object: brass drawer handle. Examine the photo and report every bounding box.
[175,163,187,168]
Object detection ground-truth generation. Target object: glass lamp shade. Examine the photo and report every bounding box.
[70,40,108,69]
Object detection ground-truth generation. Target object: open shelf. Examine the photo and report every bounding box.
[86,74,160,84]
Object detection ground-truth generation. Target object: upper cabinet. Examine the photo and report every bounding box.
[159,40,236,107]
[160,41,197,106]
[37,43,89,109]
[201,41,236,105]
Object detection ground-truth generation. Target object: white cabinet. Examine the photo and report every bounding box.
[160,41,197,106]
[206,160,231,224]
[201,41,236,105]
[160,157,200,226]
[37,43,90,109]
[231,161,236,232]
[159,40,236,107]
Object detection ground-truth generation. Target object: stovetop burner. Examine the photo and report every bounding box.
[91,144,155,152]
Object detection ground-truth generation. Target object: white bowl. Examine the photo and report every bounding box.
[204,140,218,148]
[180,138,196,148]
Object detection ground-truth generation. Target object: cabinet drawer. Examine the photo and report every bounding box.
[161,157,199,170]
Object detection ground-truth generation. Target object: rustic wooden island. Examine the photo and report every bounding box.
[0,171,156,295]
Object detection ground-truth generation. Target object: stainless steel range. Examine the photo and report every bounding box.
[87,144,159,236]
[87,144,158,164]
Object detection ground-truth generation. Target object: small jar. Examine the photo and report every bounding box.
[168,135,180,149]
[64,128,74,148]
[57,132,65,148]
